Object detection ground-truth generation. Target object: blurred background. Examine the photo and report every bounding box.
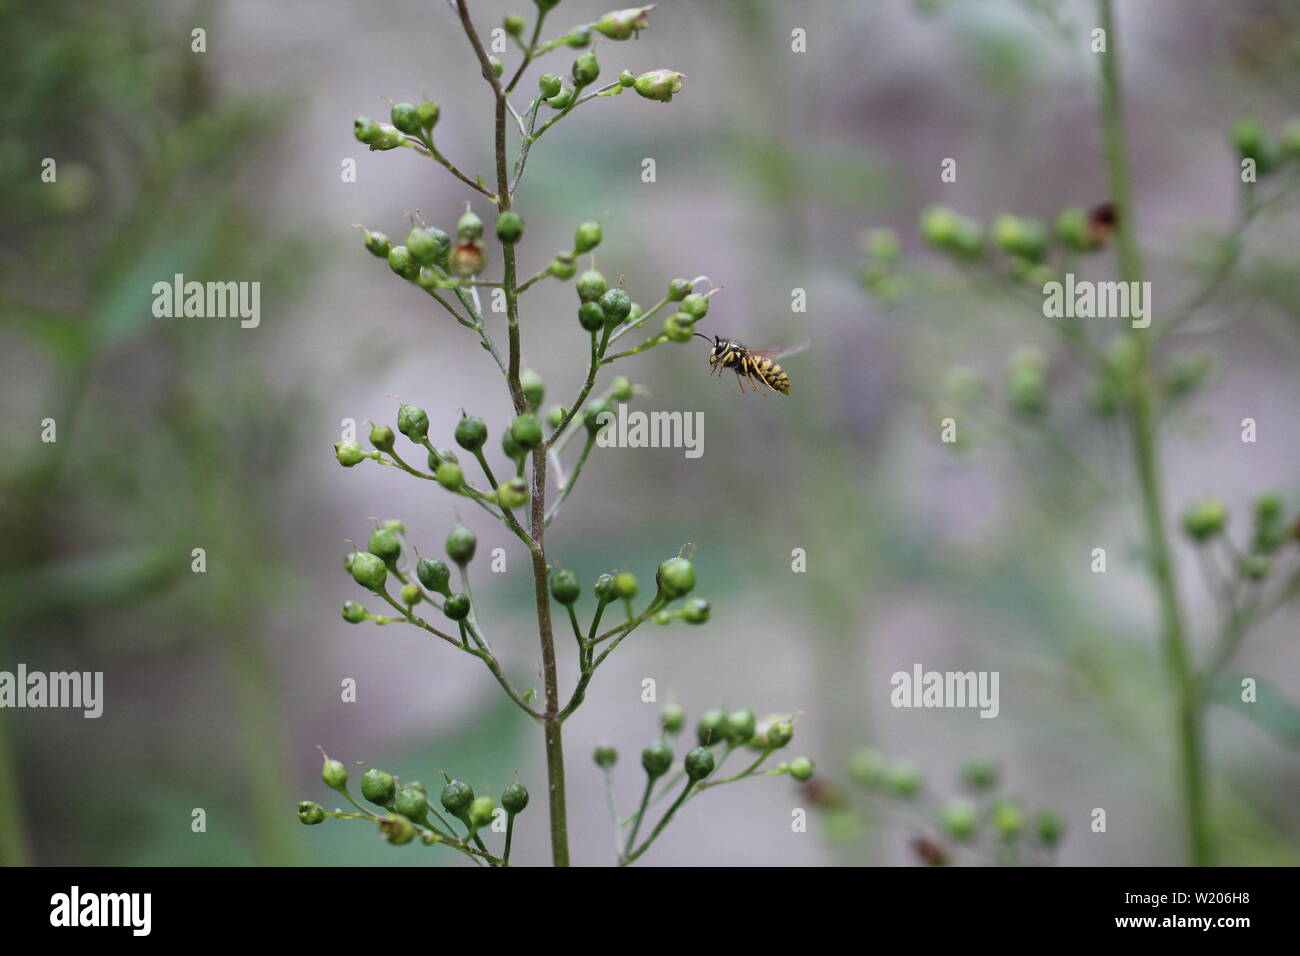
[1,0,1297,866]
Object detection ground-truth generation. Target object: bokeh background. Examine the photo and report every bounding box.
[2,0,1298,866]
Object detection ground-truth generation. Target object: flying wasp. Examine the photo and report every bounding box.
[695,333,808,395]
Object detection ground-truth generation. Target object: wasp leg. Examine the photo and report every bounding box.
[735,370,747,394]
[743,365,765,396]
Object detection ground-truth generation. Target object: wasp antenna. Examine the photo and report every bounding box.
[693,332,713,343]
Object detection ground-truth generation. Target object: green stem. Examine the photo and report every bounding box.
[623,776,655,859]
[622,777,697,865]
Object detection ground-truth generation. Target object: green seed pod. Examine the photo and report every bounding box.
[550,568,581,605]
[593,744,618,768]
[684,746,715,781]
[1255,491,1283,524]
[1232,115,1269,161]
[651,611,671,625]
[547,86,574,110]
[767,720,794,750]
[395,786,429,823]
[656,556,696,598]
[468,795,497,829]
[598,288,632,326]
[663,311,696,342]
[1007,348,1048,416]
[417,557,452,596]
[446,523,477,564]
[619,69,635,88]
[633,69,684,103]
[397,403,430,442]
[576,269,608,303]
[407,226,451,267]
[400,582,422,606]
[595,5,653,40]
[504,14,526,36]
[368,527,401,566]
[992,799,1024,841]
[539,73,562,99]
[991,214,1048,261]
[584,397,613,434]
[549,253,577,279]
[341,600,367,624]
[378,814,416,845]
[1035,810,1064,847]
[321,754,349,791]
[362,229,391,258]
[370,124,406,151]
[511,412,543,449]
[726,708,756,744]
[593,573,617,603]
[610,376,633,402]
[1240,553,1272,581]
[457,208,484,241]
[390,101,422,135]
[502,782,529,815]
[960,757,1000,791]
[496,210,525,244]
[667,277,692,301]
[681,598,710,625]
[613,572,638,599]
[1182,500,1228,542]
[572,51,600,87]
[454,416,488,453]
[573,220,603,254]
[344,551,356,572]
[387,245,418,280]
[696,708,727,746]
[546,405,567,429]
[383,518,405,534]
[520,367,545,410]
[788,757,815,782]
[490,56,504,77]
[885,759,921,798]
[1052,206,1094,251]
[450,240,487,278]
[435,460,464,491]
[417,100,440,130]
[361,768,397,807]
[440,778,475,815]
[848,747,886,786]
[641,739,673,778]
[660,702,685,734]
[920,205,960,249]
[578,300,607,331]
[679,292,709,320]
[350,552,388,591]
[501,426,526,463]
[566,25,591,48]
[368,423,395,452]
[298,800,326,825]
[354,115,382,144]
[335,440,367,467]
[941,798,978,840]
[498,476,529,509]
[443,593,471,621]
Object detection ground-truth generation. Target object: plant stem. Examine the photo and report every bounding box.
[1095,0,1211,866]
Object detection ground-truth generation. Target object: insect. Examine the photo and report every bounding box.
[695,333,808,395]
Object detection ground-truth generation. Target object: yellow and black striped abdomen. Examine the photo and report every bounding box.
[750,355,790,394]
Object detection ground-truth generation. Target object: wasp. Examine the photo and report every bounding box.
[695,333,808,395]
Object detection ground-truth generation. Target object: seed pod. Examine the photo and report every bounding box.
[362,229,391,258]
[378,814,416,845]
[417,557,452,596]
[696,708,727,746]
[546,405,567,428]
[417,100,440,130]
[502,782,529,815]
[550,253,577,279]
[390,101,422,135]
[367,423,395,452]
[443,593,471,620]
[501,426,525,463]
[576,269,608,303]
[667,277,692,301]
[578,301,606,331]
[550,568,581,605]
[450,240,487,278]
[656,703,684,735]
[457,209,484,241]
[610,376,633,401]
[613,571,638,599]
[663,312,696,342]
[400,582,422,606]
[504,14,526,36]
[511,413,543,449]
[1035,811,1065,847]
[395,786,430,823]
[489,56,504,77]
[436,460,464,491]
[598,288,632,326]
[885,759,920,797]
[684,746,715,781]
[468,795,497,829]
[595,6,654,40]
[520,367,545,410]
[593,573,617,603]
[350,552,388,591]
[368,527,401,566]
[446,523,477,564]
[566,25,591,47]
[354,115,382,143]
[335,440,367,467]
[584,397,613,434]
[848,747,886,786]
[498,476,529,509]
[361,768,397,807]
[407,226,451,267]
[593,744,618,768]
[941,799,977,840]
[370,123,406,151]
[397,403,430,442]
[539,73,562,99]
[496,211,525,244]
[572,51,600,88]
[681,598,710,625]
[767,720,795,750]
[641,739,673,778]
[321,753,349,790]
[573,220,603,254]
[341,600,367,624]
[992,800,1024,841]
[960,757,1000,791]
[788,757,815,782]
[547,86,574,110]
[656,556,695,598]
[298,801,326,825]
[440,778,475,815]
[633,69,684,103]
[1240,553,1272,581]
[726,708,756,744]
[1182,500,1228,542]
[454,415,488,452]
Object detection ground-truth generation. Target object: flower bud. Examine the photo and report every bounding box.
[387,244,418,280]
[435,460,464,491]
[504,14,526,36]
[572,51,600,88]
[417,557,452,596]
[788,757,815,781]
[667,277,692,301]
[440,778,475,815]
[399,583,422,606]
[547,86,574,110]
[593,744,618,768]
[365,423,394,453]
[656,556,695,597]
[681,598,710,624]
[577,268,608,302]
[502,782,529,815]
[498,476,529,509]
[569,220,603,254]
[641,739,673,778]
[468,795,497,829]
[610,376,633,401]
[407,225,451,267]
[443,592,471,620]
[660,702,685,734]
[395,786,429,823]
[992,799,1023,841]
[885,759,921,797]
[335,440,367,467]
[696,708,727,745]
[1035,810,1064,847]
[633,69,683,103]
[766,719,794,749]
[578,301,606,331]
[959,757,999,791]
[390,101,422,135]
[566,26,590,47]
[594,5,654,40]
[341,600,368,623]
[550,568,581,605]
[520,367,545,410]
[848,747,886,786]
[593,573,617,603]
[613,571,638,599]
[1182,500,1227,542]
[298,801,326,825]
[362,229,391,258]
[378,814,416,845]
[417,100,440,130]
[354,115,382,144]
[511,412,543,449]
[549,253,577,279]
[450,240,487,278]
[361,767,397,807]
[598,288,632,326]
[397,403,430,442]
[584,397,613,434]
[454,415,488,452]
[539,73,562,99]
[350,552,388,591]
[496,211,525,244]
[679,292,709,320]
[941,798,977,840]
[446,523,477,564]
[663,311,696,342]
[321,752,349,791]
[726,707,756,744]
[684,746,715,781]
[619,69,635,88]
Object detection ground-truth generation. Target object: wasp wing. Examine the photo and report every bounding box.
[748,339,810,361]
